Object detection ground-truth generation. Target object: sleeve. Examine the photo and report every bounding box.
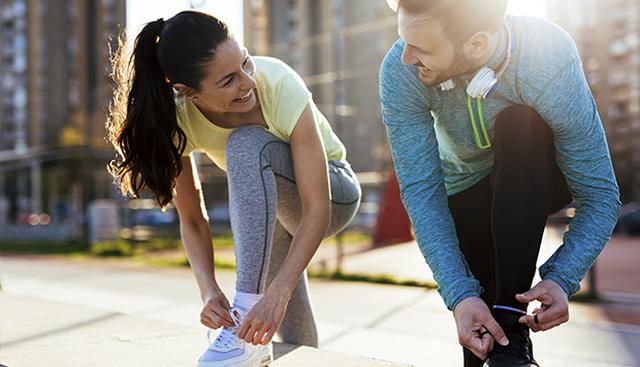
[180,135,197,157]
[175,110,197,157]
[274,64,312,137]
[379,40,482,310]
[523,58,621,297]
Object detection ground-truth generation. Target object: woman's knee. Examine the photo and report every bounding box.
[225,125,271,157]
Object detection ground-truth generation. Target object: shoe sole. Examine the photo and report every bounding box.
[197,345,273,367]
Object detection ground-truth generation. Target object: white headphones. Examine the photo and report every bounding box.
[439,20,514,99]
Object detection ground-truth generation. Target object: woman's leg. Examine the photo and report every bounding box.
[225,125,361,346]
[265,221,318,346]
[270,160,360,346]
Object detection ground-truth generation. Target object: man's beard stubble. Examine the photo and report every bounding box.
[417,46,476,88]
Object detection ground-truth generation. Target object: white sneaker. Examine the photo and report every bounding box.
[196,307,273,367]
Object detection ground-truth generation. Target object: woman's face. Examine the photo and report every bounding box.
[179,38,257,115]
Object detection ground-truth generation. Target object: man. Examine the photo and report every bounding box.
[379,0,621,366]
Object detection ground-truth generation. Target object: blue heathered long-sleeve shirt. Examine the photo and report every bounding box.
[379,15,621,311]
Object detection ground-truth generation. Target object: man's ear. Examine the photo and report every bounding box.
[174,83,197,99]
[463,31,492,61]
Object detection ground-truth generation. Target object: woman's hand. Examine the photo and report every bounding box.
[200,287,234,329]
[237,287,291,345]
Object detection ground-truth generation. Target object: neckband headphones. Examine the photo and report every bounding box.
[439,19,514,99]
[437,20,514,150]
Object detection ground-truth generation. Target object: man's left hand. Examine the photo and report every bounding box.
[516,279,569,332]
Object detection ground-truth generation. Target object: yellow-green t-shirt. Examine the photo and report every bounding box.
[176,56,346,171]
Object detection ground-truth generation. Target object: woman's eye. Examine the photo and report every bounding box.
[223,76,234,87]
[222,57,252,87]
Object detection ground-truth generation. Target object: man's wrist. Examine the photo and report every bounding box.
[448,290,483,312]
[541,274,573,298]
[452,295,483,314]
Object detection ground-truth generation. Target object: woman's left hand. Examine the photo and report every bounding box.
[237,287,291,345]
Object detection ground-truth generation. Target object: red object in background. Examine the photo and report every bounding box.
[372,172,414,247]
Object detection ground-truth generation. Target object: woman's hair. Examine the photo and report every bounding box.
[106,11,230,208]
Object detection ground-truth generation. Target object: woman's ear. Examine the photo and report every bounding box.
[174,83,197,100]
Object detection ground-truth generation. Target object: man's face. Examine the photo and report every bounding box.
[398,9,474,86]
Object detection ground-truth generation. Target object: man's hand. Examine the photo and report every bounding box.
[453,297,509,360]
[516,279,569,332]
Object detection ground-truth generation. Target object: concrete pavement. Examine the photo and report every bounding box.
[1,255,639,366]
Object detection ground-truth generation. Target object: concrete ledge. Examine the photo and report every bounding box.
[273,344,412,366]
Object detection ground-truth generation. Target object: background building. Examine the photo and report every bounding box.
[243,0,398,173]
[0,0,125,239]
[549,0,640,202]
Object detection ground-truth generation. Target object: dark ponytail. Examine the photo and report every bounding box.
[107,11,230,208]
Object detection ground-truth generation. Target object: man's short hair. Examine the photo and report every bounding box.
[387,0,508,44]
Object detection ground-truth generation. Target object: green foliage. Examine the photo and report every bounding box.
[90,240,133,257]
[132,238,182,253]
[308,270,438,289]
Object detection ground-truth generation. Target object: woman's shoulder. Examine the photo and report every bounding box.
[253,56,306,86]
[253,56,294,74]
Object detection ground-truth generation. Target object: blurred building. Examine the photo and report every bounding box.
[0,0,125,239]
[549,0,640,202]
[243,0,399,173]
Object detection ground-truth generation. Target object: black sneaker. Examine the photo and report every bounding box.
[485,310,539,367]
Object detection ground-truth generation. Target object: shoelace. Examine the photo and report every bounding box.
[211,327,240,350]
[503,326,534,362]
[207,308,243,350]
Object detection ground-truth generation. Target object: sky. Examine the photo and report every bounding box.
[507,0,547,18]
[126,0,547,46]
[127,0,546,51]
[126,0,244,44]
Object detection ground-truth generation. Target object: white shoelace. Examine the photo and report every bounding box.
[212,327,240,350]
[207,307,244,351]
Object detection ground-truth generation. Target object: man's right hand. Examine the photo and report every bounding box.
[453,297,509,360]
[200,288,234,329]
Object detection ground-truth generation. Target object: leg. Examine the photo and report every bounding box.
[448,176,495,367]
[226,125,361,346]
[269,160,360,346]
[485,106,572,367]
[268,158,360,347]
[226,126,283,295]
[491,105,572,311]
[266,221,319,346]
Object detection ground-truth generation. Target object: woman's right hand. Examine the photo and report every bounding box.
[200,288,234,329]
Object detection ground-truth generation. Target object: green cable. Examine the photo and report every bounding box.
[464,80,492,149]
[476,98,492,149]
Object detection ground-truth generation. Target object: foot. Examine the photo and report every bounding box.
[197,307,273,367]
[485,309,539,367]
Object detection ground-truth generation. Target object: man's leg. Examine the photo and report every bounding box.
[487,105,572,366]
[491,105,572,312]
[448,177,496,367]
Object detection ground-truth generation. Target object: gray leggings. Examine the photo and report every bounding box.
[225,125,361,347]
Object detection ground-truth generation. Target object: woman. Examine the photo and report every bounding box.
[107,10,361,367]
